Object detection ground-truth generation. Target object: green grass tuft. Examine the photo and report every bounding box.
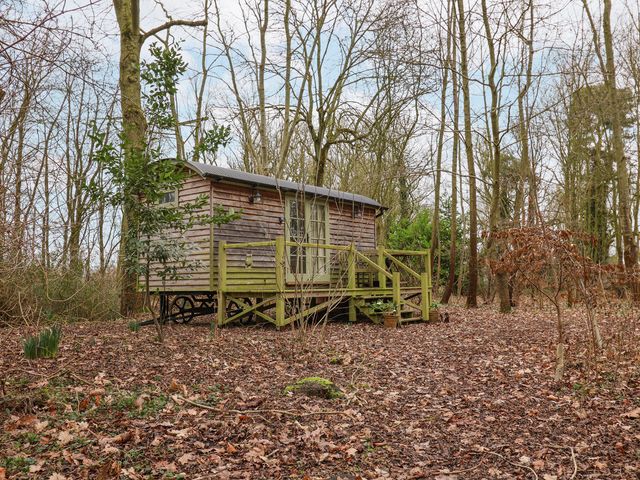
[284,377,344,399]
[128,321,141,332]
[23,325,62,359]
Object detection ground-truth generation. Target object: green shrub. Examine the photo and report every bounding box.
[369,300,396,314]
[128,321,141,332]
[23,325,62,359]
[0,264,120,326]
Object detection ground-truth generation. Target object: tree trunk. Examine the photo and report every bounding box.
[442,0,458,305]
[457,0,478,308]
[430,0,453,295]
[113,0,147,316]
[602,0,638,298]
[481,0,510,314]
[257,0,269,174]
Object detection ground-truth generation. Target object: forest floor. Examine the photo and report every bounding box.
[0,302,639,479]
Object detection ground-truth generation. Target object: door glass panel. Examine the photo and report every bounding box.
[288,198,306,274]
[308,202,328,276]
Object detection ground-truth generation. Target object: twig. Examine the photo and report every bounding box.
[67,372,92,385]
[443,459,485,475]
[569,446,577,479]
[484,450,539,479]
[11,368,93,387]
[176,395,351,417]
[548,444,578,479]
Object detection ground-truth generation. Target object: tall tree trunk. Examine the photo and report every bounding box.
[513,2,535,226]
[481,0,510,313]
[602,0,638,297]
[442,0,458,305]
[257,0,269,173]
[113,0,147,316]
[192,0,210,163]
[430,0,453,294]
[456,0,478,308]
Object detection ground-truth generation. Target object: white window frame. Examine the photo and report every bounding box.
[284,194,331,283]
[158,189,178,207]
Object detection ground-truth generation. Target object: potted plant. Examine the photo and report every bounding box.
[370,300,398,328]
[429,301,440,322]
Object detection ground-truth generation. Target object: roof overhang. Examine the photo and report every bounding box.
[183,160,387,211]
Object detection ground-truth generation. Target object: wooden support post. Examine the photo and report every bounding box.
[348,244,356,322]
[392,271,401,322]
[209,224,215,290]
[425,249,432,288]
[421,272,429,321]
[275,236,285,328]
[425,248,432,319]
[377,245,387,289]
[217,240,227,327]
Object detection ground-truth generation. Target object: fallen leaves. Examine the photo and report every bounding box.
[0,303,637,479]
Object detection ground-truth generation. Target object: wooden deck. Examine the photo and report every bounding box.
[215,237,432,327]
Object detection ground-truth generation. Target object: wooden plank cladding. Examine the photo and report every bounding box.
[144,174,211,292]
[141,163,385,293]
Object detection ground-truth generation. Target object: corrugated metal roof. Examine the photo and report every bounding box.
[186,161,384,209]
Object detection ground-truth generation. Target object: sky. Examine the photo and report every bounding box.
[63,0,639,190]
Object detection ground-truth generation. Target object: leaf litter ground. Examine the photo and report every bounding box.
[0,302,638,479]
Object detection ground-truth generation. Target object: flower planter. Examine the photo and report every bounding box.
[429,309,440,322]
[383,313,398,328]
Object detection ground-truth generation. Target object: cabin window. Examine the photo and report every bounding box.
[158,190,177,206]
[285,195,330,281]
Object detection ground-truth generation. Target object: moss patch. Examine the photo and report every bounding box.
[284,377,343,399]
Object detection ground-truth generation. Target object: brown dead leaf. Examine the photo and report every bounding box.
[0,467,6,480]
[79,396,91,411]
[168,378,186,394]
[96,460,121,480]
[57,430,75,446]
[112,430,133,444]
[102,445,120,455]
[169,427,191,438]
[621,407,640,419]
[154,460,177,472]
[29,460,45,473]
[34,420,49,432]
[134,394,148,411]
[226,442,237,454]
[48,474,67,480]
[14,414,38,428]
[594,460,608,470]
[178,452,195,465]
[409,466,426,479]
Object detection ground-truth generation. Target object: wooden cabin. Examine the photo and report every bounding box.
[141,161,432,327]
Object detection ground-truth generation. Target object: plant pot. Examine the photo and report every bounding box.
[429,309,440,322]
[383,313,398,328]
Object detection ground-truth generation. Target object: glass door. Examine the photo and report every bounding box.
[307,201,329,278]
[286,196,306,277]
[285,196,330,282]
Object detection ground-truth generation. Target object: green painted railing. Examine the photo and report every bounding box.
[216,237,432,326]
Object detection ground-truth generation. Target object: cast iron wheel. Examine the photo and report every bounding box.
[226,298,255,324]
[170,296,195,324]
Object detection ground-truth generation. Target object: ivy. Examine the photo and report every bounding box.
[141,42,187,129]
